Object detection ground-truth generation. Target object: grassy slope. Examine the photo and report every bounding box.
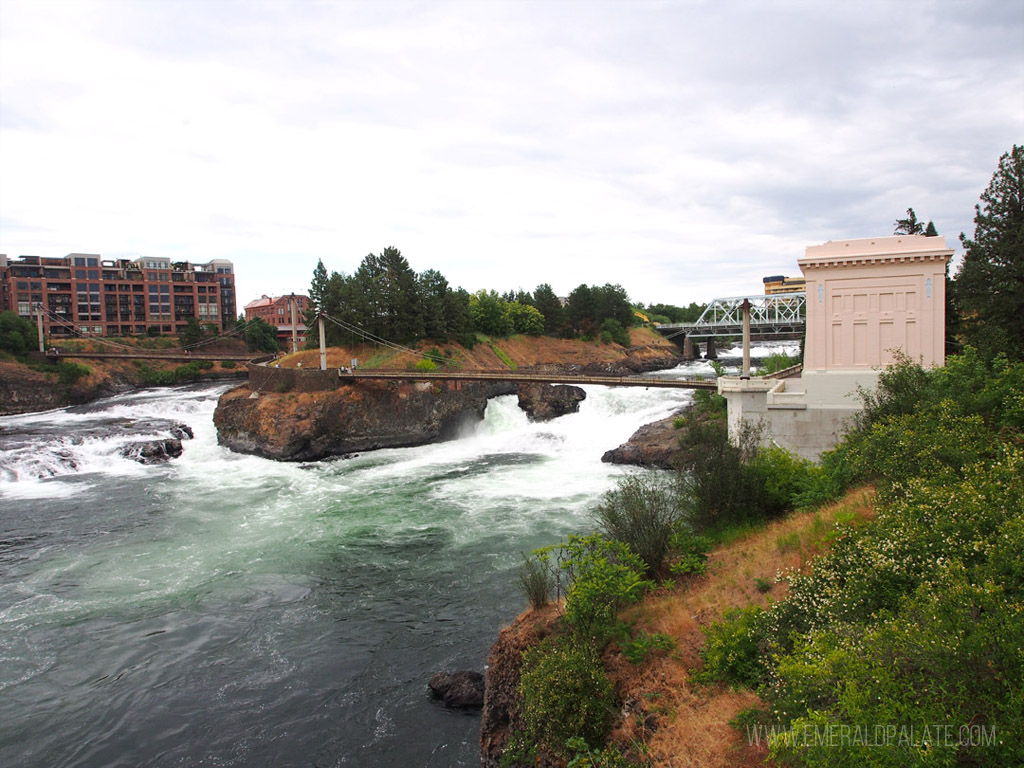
[601,489,877,768]
[273,326,679,371]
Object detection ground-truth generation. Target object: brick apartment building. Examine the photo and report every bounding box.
[244,294,309,345]
[0,253,236,338]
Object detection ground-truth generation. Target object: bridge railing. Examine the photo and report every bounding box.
[657,292,806,333]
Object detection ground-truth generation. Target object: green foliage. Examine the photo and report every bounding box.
[197,359,214,370]
[747,446,816,517]
[0,310,37,356]
[756,351,797,376]
[953,144,1024,361]
[179,316,204,347]
[456,332,478,349]
[558,533,654,643]
[135,361,204,386]
[469,290,514,336]
[754,577,773,593]
[853,351,931,431]
[242,317,280,353]
[593,473,684,577]
[646,301,706,324]
[566,283,635,337]
[220,360,237,369]
[690,388,727,419]
[56,361,90,387]
[507,301,545,336]
[695,605,767,688]
[617,627,674,665]
[676,419,771,532]
[519,637,616,757]
[739,346,1024,767]
[533,283,566,335]
[599,317,631,346]
[668,525,711,577]
[413,358,437,371]
[517,550,554,609]
[488,342,517,369]
[892,207,925,235]
[565,739,636,768]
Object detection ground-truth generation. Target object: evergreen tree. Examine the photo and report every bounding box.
[309,259,329,312]
[180,316,204,346]
[953,145,1024,360]
[418,268,450,342]
[533,283,565,335]
[894,208,925,235]
[243,317,280,353]
[566,284,595,333]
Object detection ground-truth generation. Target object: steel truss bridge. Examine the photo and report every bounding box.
[657,292,806,339]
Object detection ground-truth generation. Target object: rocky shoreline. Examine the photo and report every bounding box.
[211,353,687,463]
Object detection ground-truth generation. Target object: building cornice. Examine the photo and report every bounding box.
[799,251,952,270]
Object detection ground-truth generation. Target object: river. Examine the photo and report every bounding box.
[0,347,788,767]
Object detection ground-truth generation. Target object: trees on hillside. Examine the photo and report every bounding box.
[952,144,1024,361]
[307,251,635,347]
[0,311,37,356]
[242,317,280,353]
[894,207,938,237]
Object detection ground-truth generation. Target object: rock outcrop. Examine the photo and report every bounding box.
[428,670,485,710]
[601,412,686,469]
[213,378,516,462]
[516,383,586,421]
[480,606,562,768]
[120,438,184,463]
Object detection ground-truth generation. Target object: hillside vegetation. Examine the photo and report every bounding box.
[492,349,1023,768]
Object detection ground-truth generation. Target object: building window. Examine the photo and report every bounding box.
[17,301,31,316]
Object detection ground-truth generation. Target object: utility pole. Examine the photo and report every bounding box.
[289,294,299,355]
[35,303,45,353]
[741,298,751,378]
[318,313,327,371]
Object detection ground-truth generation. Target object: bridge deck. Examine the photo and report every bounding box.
[48,351,254,362]
[342,368,719,389]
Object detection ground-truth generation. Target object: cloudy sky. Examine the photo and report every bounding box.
[1,0,1021,310]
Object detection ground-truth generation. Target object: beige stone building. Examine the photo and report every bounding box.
[720,235,954,460]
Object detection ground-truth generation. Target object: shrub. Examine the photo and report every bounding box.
[56,361,90,387]
[695,605,767,688]
[667,524,711,577]
[598,318,631,347]
[557,533,654,644]
[747,446,816,517]
[456,332,478,349]
[757,351,797,376]
[197,359,214,370]
[691,388,727,418]
[519,637,615,757]
[593,473,684,577]
[220,360,237,369]
[617,627,674,665]
[0,311,36,356]
[413,358,437,371]
[517,550,554,609]
[676,418,769,532]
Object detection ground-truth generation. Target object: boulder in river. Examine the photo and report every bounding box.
[601,412,685,469]
[428,670,485,710]
[516,383,586,421]
[170,424,194,440]
[120,438,184,464]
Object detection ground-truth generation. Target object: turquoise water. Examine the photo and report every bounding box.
[0,346,794,766]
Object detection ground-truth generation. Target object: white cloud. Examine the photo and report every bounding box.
[1,0,1021,309]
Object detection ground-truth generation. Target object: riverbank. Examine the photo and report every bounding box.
[480,488,877,768]
[212,328,687,461]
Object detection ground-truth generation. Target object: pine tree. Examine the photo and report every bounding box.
[953,145,1024,360]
